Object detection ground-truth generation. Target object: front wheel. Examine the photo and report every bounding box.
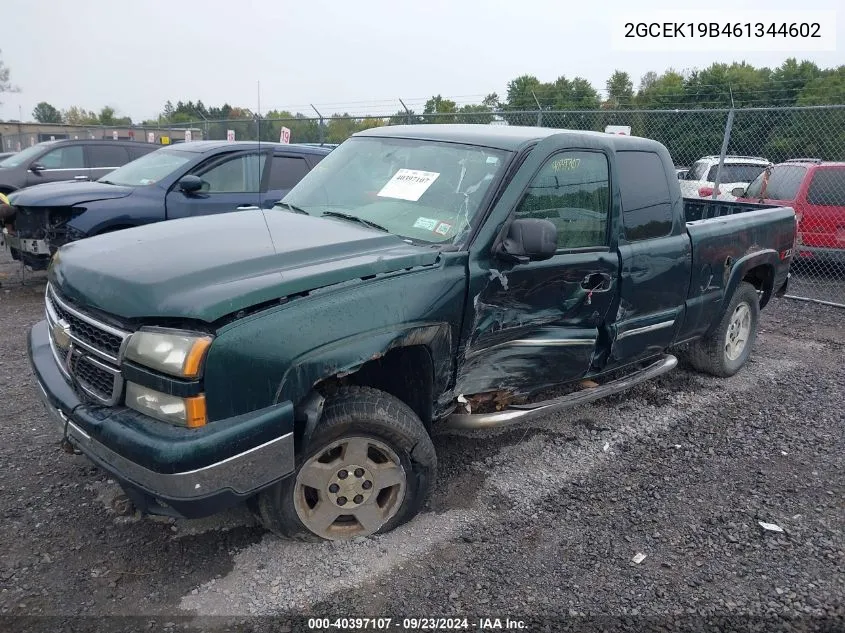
[256,386,437,541]
[685,281,760,377]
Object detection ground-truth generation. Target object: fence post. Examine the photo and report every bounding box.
[310,104,325,144]
[532,91,542,127]
[711,108,735,200]
[399,98,412,124]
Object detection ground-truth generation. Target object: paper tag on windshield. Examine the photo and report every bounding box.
[377,169,440,202]
[412,217,438,231]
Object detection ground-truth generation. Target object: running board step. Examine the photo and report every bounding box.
[445,354,678,430]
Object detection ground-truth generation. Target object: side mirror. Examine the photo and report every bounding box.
[178,175,203,194]
[496,218,557,264]
[731,187,746,197]
[30,162,45,173]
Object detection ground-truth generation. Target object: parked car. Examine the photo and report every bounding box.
[675,166,689,180]
[681,155,771,200]
[29,125,795,541]
[3,141,332,269]
[735,158,845,266]
[0,139,157,194]
[0,151,16,162]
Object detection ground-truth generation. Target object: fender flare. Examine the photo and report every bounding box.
[274,321,453,409]
[707,249,778,336]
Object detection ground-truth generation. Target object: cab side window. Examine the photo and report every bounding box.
[514,151,610,249]
[617,151,674,241]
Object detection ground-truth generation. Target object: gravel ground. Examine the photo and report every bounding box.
[0,247,842,632]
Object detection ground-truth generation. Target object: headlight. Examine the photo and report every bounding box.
[125,382,207,427]
[124,328,212,379]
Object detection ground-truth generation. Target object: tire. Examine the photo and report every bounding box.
[256,386,437,541]
[685,281,760,377]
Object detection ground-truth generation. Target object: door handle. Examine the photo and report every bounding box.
[74,175,89,180]
[236,205,260,210]
[580,273,612,292]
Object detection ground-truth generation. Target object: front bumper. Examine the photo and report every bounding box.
[29,320,297,518]
[2,229,50,256]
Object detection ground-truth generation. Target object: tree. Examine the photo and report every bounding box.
[771,58,824,106]
[481,93,500,109]
[423,95,457,123]
[62,106,99,125]
[796,66,845,105]
[0,50,20,106]
[505,74,542,110]
[32,102,62,123]
[605,70,633,109]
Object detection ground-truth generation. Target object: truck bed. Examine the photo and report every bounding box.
[678,197,796,343]
[683,197,781,222]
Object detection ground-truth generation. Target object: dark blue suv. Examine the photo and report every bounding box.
[4,141,332,269]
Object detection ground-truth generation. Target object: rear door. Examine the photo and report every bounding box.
[86,144,131,181]
[164,150,270,219]
[610,150,691,364]
[260,153,313,207]
[25,144,90,186]
[458,139,620,397]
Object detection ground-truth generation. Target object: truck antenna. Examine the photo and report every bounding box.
[257,80,262,209]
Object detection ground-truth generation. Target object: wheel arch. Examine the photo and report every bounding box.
[276,322,454,436]
[710,250,778,337]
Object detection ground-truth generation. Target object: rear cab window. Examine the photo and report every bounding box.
[617,151,674,241]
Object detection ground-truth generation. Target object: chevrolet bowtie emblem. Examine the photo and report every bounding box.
[52,318,72,350]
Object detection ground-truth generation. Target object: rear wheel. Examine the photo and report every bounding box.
[685,281,760,377]
[256,386,436,541]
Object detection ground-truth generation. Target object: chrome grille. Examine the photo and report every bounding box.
[45,284,130,405]
[50,298,123,357]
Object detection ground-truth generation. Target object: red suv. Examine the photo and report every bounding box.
[736,159,845,266]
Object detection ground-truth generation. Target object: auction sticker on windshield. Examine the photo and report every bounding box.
[378,169,440,201]
[412,217,439,231]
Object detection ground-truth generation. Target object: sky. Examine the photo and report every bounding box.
[1,0,842,123]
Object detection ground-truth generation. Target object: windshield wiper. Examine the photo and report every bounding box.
[275,201,310,215]
[320,211,388,233]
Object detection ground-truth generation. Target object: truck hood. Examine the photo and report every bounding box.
[49,210,440,323]
[9,181,135,207]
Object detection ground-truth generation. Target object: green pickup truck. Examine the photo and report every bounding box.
[28,125,796,541]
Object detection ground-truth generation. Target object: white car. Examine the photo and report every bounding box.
[680,156,771,201]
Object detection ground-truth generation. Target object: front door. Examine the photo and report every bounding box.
[165,150,268,219]
[456,141,620,398]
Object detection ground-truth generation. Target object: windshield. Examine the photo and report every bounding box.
[279,136,510,245]
[99,148,193,186]
[0,143,50,168]
[745,164,806,201]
